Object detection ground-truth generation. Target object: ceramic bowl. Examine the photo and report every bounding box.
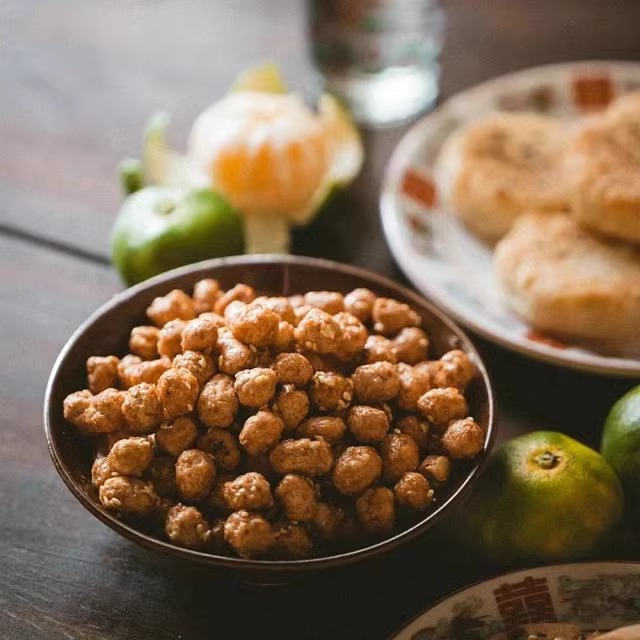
[44,255,495,579]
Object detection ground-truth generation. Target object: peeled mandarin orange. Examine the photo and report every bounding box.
[230,61,288,95]
[188,92,331,217]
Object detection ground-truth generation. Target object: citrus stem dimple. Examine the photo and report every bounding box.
[536,450,561,470]
[157,200,177,216]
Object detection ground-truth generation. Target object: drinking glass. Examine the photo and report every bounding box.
[307,0,445,127]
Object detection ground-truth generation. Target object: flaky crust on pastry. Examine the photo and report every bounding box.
[566,91,640,244]
[435,113,570,243]
[494,212,640,352]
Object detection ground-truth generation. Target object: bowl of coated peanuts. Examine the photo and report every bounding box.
[44,255,496,579]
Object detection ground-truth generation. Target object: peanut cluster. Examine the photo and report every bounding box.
[64,280,484,559]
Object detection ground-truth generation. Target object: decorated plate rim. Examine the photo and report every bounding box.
[381,60,640,378]
[388,560,640,640]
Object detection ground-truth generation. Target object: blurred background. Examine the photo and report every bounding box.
[3,0,640,261]
[3,2,640,639]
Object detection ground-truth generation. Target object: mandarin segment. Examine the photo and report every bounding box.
[189,93,331,217]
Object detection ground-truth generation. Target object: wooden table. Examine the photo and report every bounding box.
[2,1,640,638]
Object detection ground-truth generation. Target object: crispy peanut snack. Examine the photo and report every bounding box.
[333,446,382,495]
[272,385,309,430]
[356,487,395,533]
[64,282,484,559]
[224,510,274,558]
[275,474,317,523]
[223,472,273,511]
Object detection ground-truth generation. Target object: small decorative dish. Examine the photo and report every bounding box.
[391,561,640,639]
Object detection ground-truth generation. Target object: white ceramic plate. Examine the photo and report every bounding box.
[381,61,640,377]
[391,562,640,639]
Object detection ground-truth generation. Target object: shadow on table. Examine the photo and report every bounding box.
[95,515,640,640]
[80,520,506,640]
[474,339,638,448]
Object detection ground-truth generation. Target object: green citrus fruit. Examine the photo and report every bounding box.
[118,157,144,195]
[111,187,243,285]
[601,385,640,510]
[458,431,623,563]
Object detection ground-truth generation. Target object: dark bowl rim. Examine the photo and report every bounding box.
[44,254,497,573]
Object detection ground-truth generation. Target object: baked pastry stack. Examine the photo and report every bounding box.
[434,113,570,242]
[569,92,640,244]
[435,92,640,353]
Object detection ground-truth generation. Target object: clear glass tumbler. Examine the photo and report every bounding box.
[307,0,444,127]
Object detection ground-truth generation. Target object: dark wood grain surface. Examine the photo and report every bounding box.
[2,1,640,638]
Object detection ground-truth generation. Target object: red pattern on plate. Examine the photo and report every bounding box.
[499,85,556,112]
[572,74,615,112]
[494,576,556,634]
[526,330,568,350]
[402,169,437,208]
[407,214,429,234]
